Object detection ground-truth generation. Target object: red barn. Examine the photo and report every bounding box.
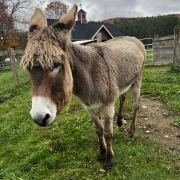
[47,8,123,43]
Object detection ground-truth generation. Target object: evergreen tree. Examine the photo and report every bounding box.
[114,15,180,39]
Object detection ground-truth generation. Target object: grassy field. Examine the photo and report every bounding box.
[145,49,153,65]
[0,65,180,179]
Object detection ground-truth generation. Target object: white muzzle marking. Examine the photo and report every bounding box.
[30,96,57,126]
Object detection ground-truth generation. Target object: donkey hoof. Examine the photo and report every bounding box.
[127,133,134,138]
[103,159,113,171]
[103,164,112,171]
[117,120,123,127]
[103,163,113,171]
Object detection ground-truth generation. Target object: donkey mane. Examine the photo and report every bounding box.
[21,27,70,70]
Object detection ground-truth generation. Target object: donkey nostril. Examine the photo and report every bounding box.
[42,114,50,126]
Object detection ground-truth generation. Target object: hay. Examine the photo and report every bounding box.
[21,28,66,69]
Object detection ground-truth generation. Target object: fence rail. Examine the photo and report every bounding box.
[0,50,24,71]
[0,50,24,57]
[0,48,24,86]
[0,62,11,71]
[153,35,174,65]
[0,35,177,74]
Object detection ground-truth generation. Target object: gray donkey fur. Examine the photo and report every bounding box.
[21,4,146,170]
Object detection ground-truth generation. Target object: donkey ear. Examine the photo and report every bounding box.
[29,8,47,32]
[52,4,78,31]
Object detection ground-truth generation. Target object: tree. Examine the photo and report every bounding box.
[45,1,69,19]
[0,1,15,49]
[0,0,45,50]
[114,15,180,39]
[5,35,19,48]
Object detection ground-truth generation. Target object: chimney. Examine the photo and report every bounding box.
[77,8,87,24]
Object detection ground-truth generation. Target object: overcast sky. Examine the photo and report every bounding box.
[45,0,180,21]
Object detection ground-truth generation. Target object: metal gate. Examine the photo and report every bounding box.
[139,38,154,65]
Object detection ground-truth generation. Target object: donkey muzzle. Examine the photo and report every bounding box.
[30,96,57,126]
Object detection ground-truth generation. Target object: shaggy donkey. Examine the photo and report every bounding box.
[21,4,146,170]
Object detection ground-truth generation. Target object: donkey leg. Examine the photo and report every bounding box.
[128,77,142,138]
[103,104,114,170]
[117,93,126,127]
[89,110,106,164]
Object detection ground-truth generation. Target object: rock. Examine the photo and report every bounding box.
[122,119,127,124]
[99,169,106,173]
[146,124,152,128]
[142,106,147,109]
[163,113,168,117]
[169,146,175,150]
[145,130,150,134]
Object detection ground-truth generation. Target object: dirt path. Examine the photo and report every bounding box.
[135,97,180,153]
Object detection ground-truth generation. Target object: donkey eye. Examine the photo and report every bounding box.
[51,62,61,72]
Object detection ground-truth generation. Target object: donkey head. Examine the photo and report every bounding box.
[21,5,78,126]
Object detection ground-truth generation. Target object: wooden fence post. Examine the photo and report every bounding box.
[8,48,20,86]
[173,26,180,70]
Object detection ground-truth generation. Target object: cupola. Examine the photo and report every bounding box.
[77,6,87,24]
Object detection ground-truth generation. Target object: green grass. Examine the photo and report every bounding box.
[171,118,180,128]
[145,49,153,65]
[0,69,29,99]
[0,66,180,179]
[142,65,180,112]
[142,65,180,128]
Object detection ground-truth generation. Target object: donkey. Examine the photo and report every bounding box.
[21,4,146,170]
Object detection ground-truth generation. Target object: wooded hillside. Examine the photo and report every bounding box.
[103,14,180,39]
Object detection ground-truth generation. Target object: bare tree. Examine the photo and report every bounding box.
[0,0,45,48]
[45,1,69,19]
[0,1,13,47]
[7,0,45,27]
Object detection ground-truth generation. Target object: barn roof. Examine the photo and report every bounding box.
[47,7,123,41]
[77,9,87,14]
[47,19,123,41]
